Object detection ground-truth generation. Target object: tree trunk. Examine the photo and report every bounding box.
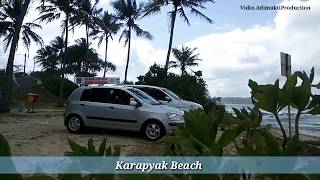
[58,15,69,106]
[295,111,301,142]
[164,6,177,75]
[85,24,89,66]
[124,26,131,83]
[103,38,109,77]
[0,0,31,112]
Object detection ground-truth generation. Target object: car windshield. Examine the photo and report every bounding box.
[162,88,181,100]
[128,88,161,105]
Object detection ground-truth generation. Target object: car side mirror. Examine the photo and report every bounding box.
[130,98,138,106]
[165,96,171,101]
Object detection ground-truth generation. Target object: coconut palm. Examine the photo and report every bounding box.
[34,46,59,72]
[37,0,76,106]
[144,0,213,75]
[70,0,102,62]
[34,36,64,73]
[0,0,41,112]
[90,11,121,77]
[112,0,153,82]
[171,46,202,75]
[67,38,116,76]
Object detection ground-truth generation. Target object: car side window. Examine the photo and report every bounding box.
[80,88,111,103]
[141,88,167,101]
[109,89,133,105]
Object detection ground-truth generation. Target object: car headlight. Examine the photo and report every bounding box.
[167,113,184,122]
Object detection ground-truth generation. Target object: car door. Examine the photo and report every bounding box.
[79,88,110,128]
[103,89,140,131]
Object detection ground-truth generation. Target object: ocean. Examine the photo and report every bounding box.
[225,104,320,137]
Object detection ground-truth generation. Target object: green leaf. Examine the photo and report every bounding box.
[279,74,297,110]
[248,79,258,90]
[98,138,107,156]
[87,138,97,156]
[217,128,238,147]
[310,67,315,83]
[232,108,243,119]
[67,139,86,154]
[0,133,11,156]
[261,130,281,155]
[292,72,311,111]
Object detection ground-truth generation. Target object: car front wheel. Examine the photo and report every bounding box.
[143,121,165,141]
[66,115,84,133]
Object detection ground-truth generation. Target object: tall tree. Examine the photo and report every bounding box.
[37,0,76,106]
[144,0,213,75]
[171,46,202,75]
[0,0,42,112]
[34,36,64,73]
[67,38,116,76]
[71,0,101,60]
[90,11,121,77]
[112,0,153,82]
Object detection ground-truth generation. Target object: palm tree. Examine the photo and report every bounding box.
[34,36,64,73]
[70,0,101,59]
[34,46,59,72]
[67,38,116,76]
[90,11,121,77]
[37,0,76,106]
[0,0,41,112]
[171,46,202,75]
[112,0,153,82]
[144,0,213,75]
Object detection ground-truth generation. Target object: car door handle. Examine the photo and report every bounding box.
[80,104,85,106]
[108,106,114,109]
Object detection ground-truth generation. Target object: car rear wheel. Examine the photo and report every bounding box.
[143,121,165,141]
[66,115,84,133]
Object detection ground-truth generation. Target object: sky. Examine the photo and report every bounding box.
[0,0,320,97]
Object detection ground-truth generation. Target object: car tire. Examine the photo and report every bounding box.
[66,115,84,133]
[142,120,165,141]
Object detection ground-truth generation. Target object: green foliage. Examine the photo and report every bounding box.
[65,138,120,156]
[248,68,320,148]
[31,71,78,99]
[162,109,242,156]
[136,63,220,108]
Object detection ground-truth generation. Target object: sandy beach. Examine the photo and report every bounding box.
[0,110,319,156]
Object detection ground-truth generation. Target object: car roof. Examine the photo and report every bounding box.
[78,85,134,90]
[125,84,164,90]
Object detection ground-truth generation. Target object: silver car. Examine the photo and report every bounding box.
[64,86,184,140]
[126,85,203,112]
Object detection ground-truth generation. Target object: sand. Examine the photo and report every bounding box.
[0,110,319,156]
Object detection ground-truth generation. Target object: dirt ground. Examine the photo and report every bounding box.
[0,110,319,156]
[0,110,166,156]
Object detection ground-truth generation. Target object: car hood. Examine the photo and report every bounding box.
[156,104,184,115]
[177,100,203,109]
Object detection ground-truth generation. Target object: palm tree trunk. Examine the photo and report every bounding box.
[124,26,131,83]
[85,24,89,65]
[164,6,177,75]
[58,15,69,106]
[0,0,31,112]
[103,38,109,77]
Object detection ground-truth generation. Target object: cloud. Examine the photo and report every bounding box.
[184,0,320,97]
